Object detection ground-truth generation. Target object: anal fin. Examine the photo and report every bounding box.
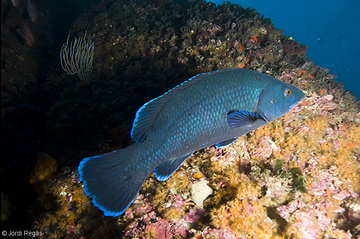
[154,153,192,181]
[215,137,238,148]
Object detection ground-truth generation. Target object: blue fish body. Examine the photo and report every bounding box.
[78,68,305,216]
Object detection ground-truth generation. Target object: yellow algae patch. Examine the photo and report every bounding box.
[211,180,282,239]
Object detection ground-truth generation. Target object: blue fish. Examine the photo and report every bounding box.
[78,68,305,216]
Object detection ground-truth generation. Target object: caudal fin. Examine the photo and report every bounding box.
[78,147,146,216]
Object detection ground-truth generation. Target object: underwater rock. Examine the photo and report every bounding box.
[1,192,11,223]
[29,152,58,190]
[27,0,360,238]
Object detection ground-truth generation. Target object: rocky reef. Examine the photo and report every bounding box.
[1,0,359,238]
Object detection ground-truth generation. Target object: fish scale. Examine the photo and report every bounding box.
[78,68,305,216]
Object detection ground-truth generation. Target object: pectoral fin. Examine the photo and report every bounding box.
[227,111,267,128]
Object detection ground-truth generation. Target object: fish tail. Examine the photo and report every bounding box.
[78,145,147,216]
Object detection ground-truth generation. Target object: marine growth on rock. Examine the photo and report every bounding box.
[3,0,358,238]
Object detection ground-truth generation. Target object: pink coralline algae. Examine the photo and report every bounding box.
[305,93,338,116]
[277,199,348,239]
[292,210,330,239]
[196,227,245,239]
[164,194,187,209]
[282,72,297,80]
[248,135,277,160]
[274,157,358,238]
[307,165,355,200]
[277,200,299,220]
[143,219,188,239]
[183,208,206,223]
[123,194,154,220]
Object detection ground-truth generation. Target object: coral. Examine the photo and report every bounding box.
[60,32,95,81]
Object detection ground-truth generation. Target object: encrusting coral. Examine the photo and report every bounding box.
[25,0,360,238]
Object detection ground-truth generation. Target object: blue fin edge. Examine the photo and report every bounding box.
[215,137,239,149]
[154,153,192,181]
[78,155,138,217]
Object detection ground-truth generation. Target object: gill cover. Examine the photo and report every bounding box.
[257,83,305,122]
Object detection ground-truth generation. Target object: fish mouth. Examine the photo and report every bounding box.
[289,93,306,110]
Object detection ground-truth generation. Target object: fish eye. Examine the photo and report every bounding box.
[284,87,292,97]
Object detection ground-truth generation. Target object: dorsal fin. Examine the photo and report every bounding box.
[131,69,234,142]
